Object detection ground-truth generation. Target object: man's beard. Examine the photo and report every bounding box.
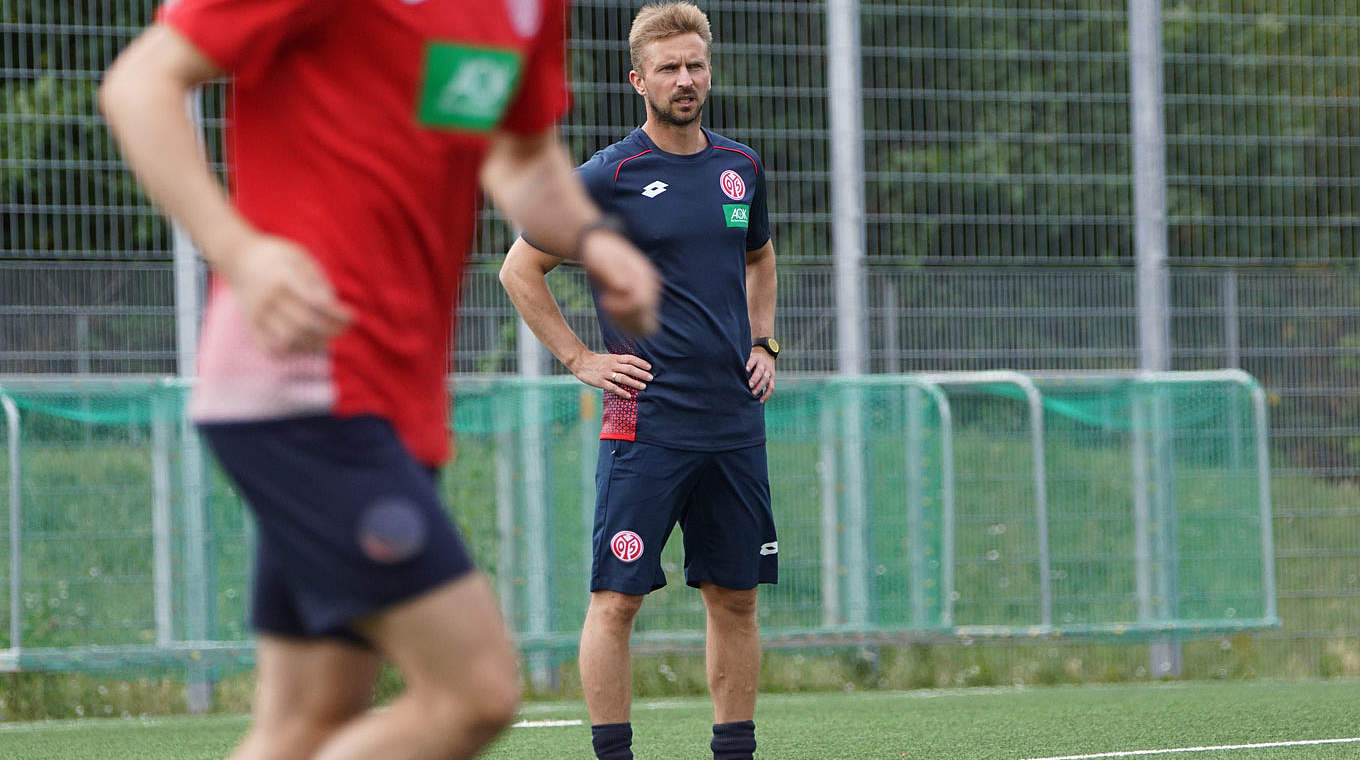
[647,90,705,126]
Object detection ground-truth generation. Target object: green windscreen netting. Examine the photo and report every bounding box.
[0,372,1275,673]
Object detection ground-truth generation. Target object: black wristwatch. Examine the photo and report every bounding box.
[752,336,780,359]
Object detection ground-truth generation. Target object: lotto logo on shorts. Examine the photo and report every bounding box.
[719,169,746,200]
[610,530,644,562]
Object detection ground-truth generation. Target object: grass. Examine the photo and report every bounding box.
[1,679,1359,759]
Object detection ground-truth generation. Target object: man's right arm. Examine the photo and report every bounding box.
[100,25,351,356]
[500,238,651,399]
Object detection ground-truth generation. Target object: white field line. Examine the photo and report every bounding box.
[1021,736,1360,760]
[512,719,583,728]
[0,718,166,733]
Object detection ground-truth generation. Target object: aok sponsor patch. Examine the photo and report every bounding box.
[724,203,750,228]
[416,43,523,132]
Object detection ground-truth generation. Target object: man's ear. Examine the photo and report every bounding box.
[628,69,646,96]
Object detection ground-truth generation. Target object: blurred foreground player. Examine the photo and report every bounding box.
[100,1,659,759]
[500,4,777,759]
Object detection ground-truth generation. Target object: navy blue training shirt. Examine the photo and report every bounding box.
[576,127,771,451]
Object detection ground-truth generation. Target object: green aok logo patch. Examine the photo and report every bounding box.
[416,43,523,132]
[724,204,750,228]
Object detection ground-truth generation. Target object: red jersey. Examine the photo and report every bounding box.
[162,0,570,465]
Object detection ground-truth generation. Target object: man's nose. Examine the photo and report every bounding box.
[676,67,693,87]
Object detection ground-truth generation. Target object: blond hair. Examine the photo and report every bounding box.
[629,2,713,72]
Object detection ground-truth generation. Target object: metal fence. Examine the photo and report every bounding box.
[0,372,1279,669]
[3,1,1360,677]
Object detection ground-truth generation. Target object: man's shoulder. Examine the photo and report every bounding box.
[577,132,650,182]
[706,131,763,173]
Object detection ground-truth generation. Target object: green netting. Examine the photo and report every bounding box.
[0,373,1275,673]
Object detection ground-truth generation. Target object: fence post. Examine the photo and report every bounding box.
[1250,385,1277,624]
[906,386,927,628]
[828,0,870,629]
[1223,270,1244,470]
[1022,380,1052,630]
[841,385,870,627]
[818,392,841,628]
[1131,393,1154,626]
[3,395,20,654]
[494,405,517,635]
[936,389,956,629]
[171,86,215,712]
[580,390,596,603]
[1150,390,1179,629]
[517,321,553,690]
[180,413,213,712]
[150,394,174,648]
[827,0,866,376]
[1129,0,1181,678]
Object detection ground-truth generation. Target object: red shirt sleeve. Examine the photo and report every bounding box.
[156,0,338,88]
[500,0,573,134]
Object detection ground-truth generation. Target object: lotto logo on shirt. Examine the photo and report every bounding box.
[416,43,524,132]
[724,204,750,228]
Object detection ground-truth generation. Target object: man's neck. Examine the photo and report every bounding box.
[642,119,708,155]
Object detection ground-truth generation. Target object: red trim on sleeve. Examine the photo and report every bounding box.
[715,146,759,173]
[613,150,653,183]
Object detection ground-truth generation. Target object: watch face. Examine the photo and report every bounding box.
[767,338,780,355]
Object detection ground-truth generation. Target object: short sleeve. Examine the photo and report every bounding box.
[156,0,337,88]
[500,0,572,134]
[576,152,614,210]
[746,153,771,251]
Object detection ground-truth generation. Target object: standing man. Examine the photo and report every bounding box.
[100,1,659,759]
[500,4,778,759]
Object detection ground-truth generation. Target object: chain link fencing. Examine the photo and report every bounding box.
[2,1,1359,682]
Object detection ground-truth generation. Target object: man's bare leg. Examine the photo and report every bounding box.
[309,573,521,760]
[227,636,381,760]
[700,584,760,723]
[578,590,645,724]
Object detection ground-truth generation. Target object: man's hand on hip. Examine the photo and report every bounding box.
[572,352,653,400]
[581,230,660,337]
[220,233,353,357]
[746,349,776,403]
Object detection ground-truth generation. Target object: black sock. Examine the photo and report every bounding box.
[712,720,756,760]
[592,722,633,760]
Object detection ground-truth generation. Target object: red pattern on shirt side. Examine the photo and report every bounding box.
[600,392,639,441]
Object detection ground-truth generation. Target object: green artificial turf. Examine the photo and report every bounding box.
[2,679,1358,760]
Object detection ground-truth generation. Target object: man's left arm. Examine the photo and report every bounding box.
[745,240,777,403]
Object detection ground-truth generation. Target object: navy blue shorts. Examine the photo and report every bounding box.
[593,440,777,595]
[199,415,475,644]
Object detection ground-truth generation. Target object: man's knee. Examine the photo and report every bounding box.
[588,590,645,630]
[420,659,521,742]
[469,661,522,732]
[703,586,758,621]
